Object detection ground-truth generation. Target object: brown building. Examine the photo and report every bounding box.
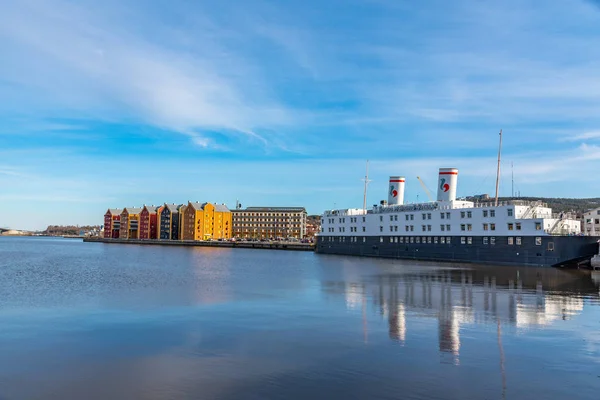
[103,208,122,238]
[231,207,307,239]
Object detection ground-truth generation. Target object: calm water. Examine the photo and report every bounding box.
[1,237,600,399]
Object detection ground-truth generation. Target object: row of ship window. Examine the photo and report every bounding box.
[325,236,547,247]
[325,222,542,233]
[327,209,515,225]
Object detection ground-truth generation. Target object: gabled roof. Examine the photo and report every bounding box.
[214,204,230,212]
[163,203,182,213]
[187,202,204,211]
[142,205,160,213]
[122,207,143,215]
[106,208,123,215]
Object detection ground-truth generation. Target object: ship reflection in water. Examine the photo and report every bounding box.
[323,262,599,366]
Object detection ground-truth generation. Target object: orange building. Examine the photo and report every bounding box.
[180,202,232,241]
[119,207,143,239]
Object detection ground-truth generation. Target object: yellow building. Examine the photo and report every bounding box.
[181,202,232,241]
[119,207,143,239]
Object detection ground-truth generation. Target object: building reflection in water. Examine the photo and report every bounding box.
[323,266,598,364]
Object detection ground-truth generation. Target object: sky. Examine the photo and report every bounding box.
[1,0,600,230]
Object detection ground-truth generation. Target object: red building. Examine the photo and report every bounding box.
[103,209,122,238]
[139,205,159,240]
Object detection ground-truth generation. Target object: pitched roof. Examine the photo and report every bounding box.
[142,205,160,213]
[106,208,123,215]
[163,203,182,213]
[214,204,230,212]
[122,207,143,215]
[187,202,204,211]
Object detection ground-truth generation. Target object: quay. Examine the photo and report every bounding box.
[84,237,315,252]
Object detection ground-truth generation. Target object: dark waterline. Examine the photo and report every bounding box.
[1,236,600,400]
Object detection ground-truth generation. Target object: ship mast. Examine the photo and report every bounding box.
[494,130,503,207]
[362,160,371,214]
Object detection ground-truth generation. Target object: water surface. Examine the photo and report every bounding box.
[1,237,600,399]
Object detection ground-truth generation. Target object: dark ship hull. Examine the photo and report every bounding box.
[316,235,600,267]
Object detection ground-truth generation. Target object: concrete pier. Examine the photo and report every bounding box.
[84,237,315,252]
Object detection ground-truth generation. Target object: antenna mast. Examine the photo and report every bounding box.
[362,160,371,213]
[511,162,514,198]
[494,130,503,207]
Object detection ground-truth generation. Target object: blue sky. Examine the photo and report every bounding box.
[1,0,600,230]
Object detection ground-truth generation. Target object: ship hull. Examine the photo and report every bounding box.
[316,235,600,268]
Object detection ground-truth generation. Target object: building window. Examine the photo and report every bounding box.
[461,224,466,231]
[410,214,414,221]
[508,209,513,217]
[380,216,383,222]
[467,224,472,231]
[461,237,466,245]
[516,237,522,245]
[490,223,496,231]
[467,211,472,218]
[508,237,514,245]
[427,213,432,220]
[441,225,445,231]
[422,225,426,232]
[446,224,451,231]
[490,210,496,217]
[410,226,414,232]
[405,226,409,232]
[483,210,488,217]
[446,212,451,219]
[508,223,514,231]
[467,237,472,244]
[380,226,383,232]
[483,237,488,245]
[483,223,489,231]
[390,226,394,232]
[390,215,393,221]
[422,213,427,220]
[427,225,432,231]
[363,227,366,232]
[394,226,398,232]
[490,237,496,245]
[535,237,542,246]
[461,211,465,218]
[516,223,521,231]
[441,213,445,219]
[394,215,398,221]
[405,215,409,221]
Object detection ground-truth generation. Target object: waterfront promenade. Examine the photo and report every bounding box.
[84,237,314,251]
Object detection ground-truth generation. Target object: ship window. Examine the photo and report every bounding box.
[446,212,451,219]
[394,215,398,221]
[410,214,414,220]
[516,223,522,231]
[416,237,420,243]
[390,237,394,243]
[380,216,383,222]
[461,211,466,218]
[483,237,488,245]
[427,225,432,232]
[394,226,398,232]
[410,225,414,231]
[434,237,439,244]
[483,210,488,217]
[390,215,393,221]
[362,227,366,232]
[441,213,445,219]
[508,209,514,217]
[400,237,404,243]
[508,237,514,245]
[405,215,409,221]
[422,225,427,232]
[422,213,427,220]
[380,226,383,232]
[461,224,466,231]
[446,225,451,231]
[428,237,432,243]
[516,237,522,245]
[467,211,472,218]
[596,219,600,224]
[380,236,384,243]
[410,237,414,243]
[483,223,489,231]
[467,224,472,231]
[467,237,472,244]
[490,223,496,231]
[390,226,394,232]
[490,210,496,217]
[428,213,432,220]
[446,237,451,243]
[535,237,542,246]
[405,226,409,232]
[508,223,514,231]
[548,241,554,251]
[490,237,496,245]
[441,225,445,231]
[363,217,366,222]
[441,237,446,244]
[460,237,465,245]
